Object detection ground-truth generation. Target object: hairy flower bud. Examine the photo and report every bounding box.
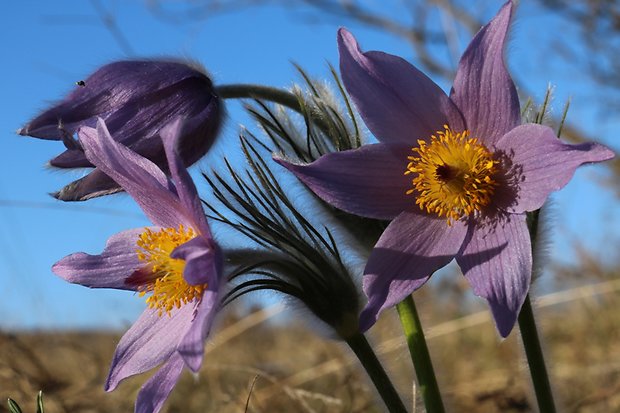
[19,59,222,201]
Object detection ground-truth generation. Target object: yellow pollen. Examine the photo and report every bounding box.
[405,125,498,224]
[135,225,206,316]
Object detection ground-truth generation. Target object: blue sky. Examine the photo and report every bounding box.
[2,1,617,329]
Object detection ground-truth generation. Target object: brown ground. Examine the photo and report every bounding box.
[2,279,619,413]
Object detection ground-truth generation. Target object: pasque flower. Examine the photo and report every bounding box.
[276,1,615,337]
[19,60,222,201]
[52,118,222,413]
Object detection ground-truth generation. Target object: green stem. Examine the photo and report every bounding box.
[520,209,557,412]
[396,295,445,413]
[216,84,302,112]
[346,333,408,413]
[216,83,334,136]
[518,295,556,413]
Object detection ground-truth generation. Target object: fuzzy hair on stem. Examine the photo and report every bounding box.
[204,135,362,339]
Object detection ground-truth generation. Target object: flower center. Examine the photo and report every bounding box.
[405,126,498,224]
[134,225,207,316]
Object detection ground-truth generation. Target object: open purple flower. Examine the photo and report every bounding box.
[52,118,222,413]
[276,1,615,337]
[19,60,222,201]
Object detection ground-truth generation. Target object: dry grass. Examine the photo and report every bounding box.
[1,280,619,413]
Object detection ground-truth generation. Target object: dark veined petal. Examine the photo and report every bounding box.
[177,289,220,372]
[52,228,147,290]
[274,143,413,220]
[493,123,615,213]
[53,168,124,201]
[338,28,464,145]
[105,305,194,391]
[19,60,216,143]
[135,353,185,413]
[455,214,530,337]
[174,97,223,168]
[360,212,467,331]
[79,120,186,228]
[161,119,212,237]
[27,61,222,202]
[50,149,91,168]
[171,237,220,286]
[93,72,218,150]
[450,1,520,144]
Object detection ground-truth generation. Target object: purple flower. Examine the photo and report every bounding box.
[276,1,615,337]
[52,118,222,413]
[19,60,222,201]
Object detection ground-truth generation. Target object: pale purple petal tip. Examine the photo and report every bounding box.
[450,1,519,144]
[161,119,212,236]
[456,214,531,337]
[494,123,616,213]
[52,228,145,290]
[360,213,467,331]
[106,305,194,391]
[79,120,185,228]
[274,143,412,221]
[177,290,220,372]
[338,28,464,144]
[135,354,185,413]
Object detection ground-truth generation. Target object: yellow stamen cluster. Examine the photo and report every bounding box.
[136,225,207,316]
[405,126,498,224]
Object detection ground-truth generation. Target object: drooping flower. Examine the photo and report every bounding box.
[52,118,222,413]
[276,1,615,337]
[19,60,222,201]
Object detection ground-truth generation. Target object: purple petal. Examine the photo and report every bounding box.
[174,98,223,167]
[360,212,467,331]
[338,28,464,145]
[171,236,220,286]
[96,77,216,150]
[450,1,520,144]
[19,60,216,144]
[53,168,123,202]
[455,214,530,337]
[135,353,185,413]
[275,143,413,220]
[50,149,91,168]
[161,119,212,236]
[79,120,187,228]
[494,124,615,213]
[177,289,220,372]
[52,228,147,290]
[105,305,194,391]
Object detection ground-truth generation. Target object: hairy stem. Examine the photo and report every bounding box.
[216,84,302,112]
[216,83,334,135]
[346,333,408,413]
[520,208,557,412]
[396,295,445,413]
[518,295,557,412]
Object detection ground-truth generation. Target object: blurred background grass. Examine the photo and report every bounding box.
[3,260,619,412]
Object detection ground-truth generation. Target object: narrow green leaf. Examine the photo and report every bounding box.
[557,98,571,137]
[7,398,23,413]
[36,391,44,413]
